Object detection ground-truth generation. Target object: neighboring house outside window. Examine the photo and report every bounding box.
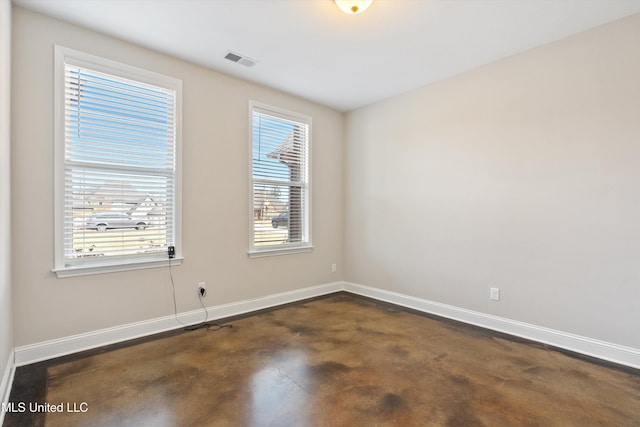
[53,46,182,277]
[249,102,311,257]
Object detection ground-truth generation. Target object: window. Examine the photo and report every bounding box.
[54,46,181,277]
[250,102,311,256]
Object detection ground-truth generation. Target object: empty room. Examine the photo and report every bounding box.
[1,0,640,425]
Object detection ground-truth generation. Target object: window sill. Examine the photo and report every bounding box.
[53,256,183,278]
[248,246,314,259]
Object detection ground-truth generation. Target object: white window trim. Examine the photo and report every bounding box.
[53,45,183,277]
[248,101,313,258]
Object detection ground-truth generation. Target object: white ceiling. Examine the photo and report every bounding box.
[14,0,640,112]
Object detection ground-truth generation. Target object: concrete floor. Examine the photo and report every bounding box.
[5,293,640,426]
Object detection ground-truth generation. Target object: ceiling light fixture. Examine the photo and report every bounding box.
[335,0,372,15]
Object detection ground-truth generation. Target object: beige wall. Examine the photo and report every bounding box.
[345,13,640,349]
[11,7,344,347]
[1,0,13,376]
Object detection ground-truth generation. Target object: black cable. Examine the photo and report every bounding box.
[169,257,232,332]
[184,292,233,331]
[169,257,188,327]
[197,288,209,323]
[184,322,233,332]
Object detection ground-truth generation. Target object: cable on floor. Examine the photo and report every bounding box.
[169,257,233,332]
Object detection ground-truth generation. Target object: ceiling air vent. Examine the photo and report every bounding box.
[224,51,258,67]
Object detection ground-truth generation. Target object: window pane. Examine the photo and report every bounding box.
[253,183,288,246]
[65,168,173,259]
[66,67,175,170]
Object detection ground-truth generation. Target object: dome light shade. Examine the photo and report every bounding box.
[335,0,373,15]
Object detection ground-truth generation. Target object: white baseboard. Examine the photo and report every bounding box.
[343,282,640,370]
[0,349,16,426]
[12,280,640,370]
[14,282,342,366]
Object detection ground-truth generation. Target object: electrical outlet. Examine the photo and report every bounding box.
[490,287,500,301]
[198,282,206,297]
[331,263,337,273]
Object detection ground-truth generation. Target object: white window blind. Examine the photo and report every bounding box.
[250,103,311,255]
[54,46,181,275]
